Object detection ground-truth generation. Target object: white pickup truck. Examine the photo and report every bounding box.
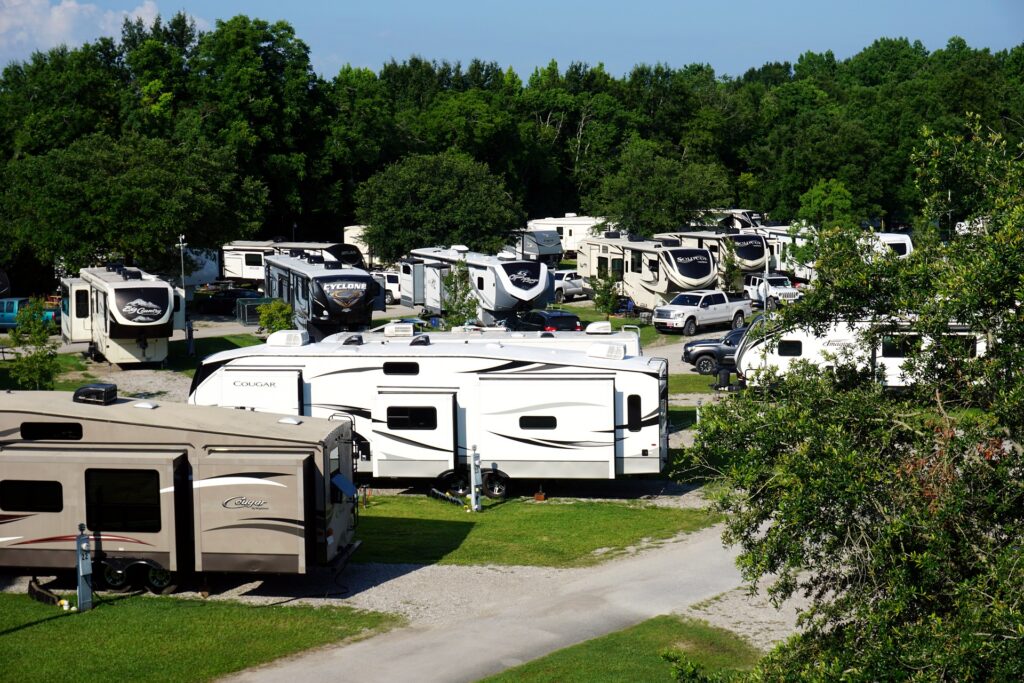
[743,273,803,311]
[653,289,752,336]
[553,269,585,303]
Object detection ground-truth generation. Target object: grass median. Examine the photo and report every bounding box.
[0,592,401,683]
[354,496,720,567]
[480,614,761,682]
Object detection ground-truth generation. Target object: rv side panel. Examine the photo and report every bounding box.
[371,390,457,478]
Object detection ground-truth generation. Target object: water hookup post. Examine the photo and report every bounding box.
[469,445,482,512]
[75,523,93,612]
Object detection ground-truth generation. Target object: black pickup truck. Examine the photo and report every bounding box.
[681,326,747,375]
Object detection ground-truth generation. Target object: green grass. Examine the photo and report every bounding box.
[669,406,698,430]
[166,333,262,377]
[354,496,720,567]
[480,614,762,682]
[560,303,661,347]
[0,593,401,683]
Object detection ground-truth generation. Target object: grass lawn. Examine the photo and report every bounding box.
[560,303,661,348]
[669,372,736,395]
[480,614,762,682]
[354,496,720,567]
[0,593,401,683]
[669,406,698,431]
[166,333,262,377]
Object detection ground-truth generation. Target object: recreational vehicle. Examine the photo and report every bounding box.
[342,225,383,268]
[0,387,358,592]
[222,241,367,284]
[325,319,644,357]
[189,331,670,497]
[408,246,553,325]
[505,230,564,266]
[735,316,983,389]
[61,265,185,364]
[526,214,607,257]
[576,232,717,310]
[265,254,384,341]
[654,231,769,276]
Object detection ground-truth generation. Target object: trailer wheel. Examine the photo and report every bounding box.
[145,566,177,595]
[731,311,745,330]
[695,356,717,375]
[437,469,470,497]
[100,563,131,592]
[683,318,697,336]
[482,472,509,500]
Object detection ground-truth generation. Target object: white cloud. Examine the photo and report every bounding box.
[98,0,158,35]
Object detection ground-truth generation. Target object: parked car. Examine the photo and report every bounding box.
[553,270,585,303]
[682,326,747,375]
[192,288,265,315]
[0,297,60,329]
[652,289,752,335]
[505,309,582,332]
[372,270,401,305]
[743,273,802,310]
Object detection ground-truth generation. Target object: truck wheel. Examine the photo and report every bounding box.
[145,566,177,595]
[683,318,697,336]
[732,311,745,330]
[766,297,778,312]
[385,291,395,305]
[482,472,509,500]
[554,289,564,304]
[695,356,717,375]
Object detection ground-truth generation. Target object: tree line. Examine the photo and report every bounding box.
[0,12,1021,282]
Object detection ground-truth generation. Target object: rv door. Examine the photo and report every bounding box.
[219,367,304,414]
[371,390,457,478]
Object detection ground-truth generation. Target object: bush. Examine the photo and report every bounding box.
[6,299,59,389]
[257,299,294,334]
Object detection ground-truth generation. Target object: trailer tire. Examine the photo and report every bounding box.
[683,318,697,336]
[694,355,717,375]
[145,566,177,595]
[731,311,745,330]
[437,469,470,497]
[99,562,131,592]
[482,471,509,500]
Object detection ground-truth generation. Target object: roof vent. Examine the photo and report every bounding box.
[73,383,117,405]
[267,330,309,347]
[277,416,302,425]
[627,233,644,242]
[323,261,344,270]
[603,231,621,239]
[410,335,430,346]
[585,321,612,334]
[306,255,325,264]
[342,334,363,346]
[452,244,470,253]
[133,401,157,410]
[565,213,577,217]
[122,269,143,280]
[586,342,627,361]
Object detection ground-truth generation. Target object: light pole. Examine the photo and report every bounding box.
[178,234,187,296]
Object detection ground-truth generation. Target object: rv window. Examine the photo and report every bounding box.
[778,340,802,357]
[648,258,659,275]
[630,251,643,273]
[20,422,83,440]
[75,290,89,318]
[383,362,419,375]
[556,227,563,236]
[882,335,922,358]
[597,257,608,277]
[477,277,484,290]
[3,301,11,313]
[0,480,63,513]
[85,469,161,533]
[520,416,557,430]
[173,294,181,313]
[627,395,642,432]
[386,406,437,430]
[245,253,263,267]
[611,258,624,281]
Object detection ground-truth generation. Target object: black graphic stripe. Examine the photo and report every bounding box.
[371,430,452,453]
[308,367,378,380]
[473,360,536,374]
[313,403,372,420]
[205,523,305,538]
[206,472,291,480]
[0,514,34,525]
[242,517,304,527]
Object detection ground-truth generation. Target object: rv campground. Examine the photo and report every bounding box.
[0,307,786,683]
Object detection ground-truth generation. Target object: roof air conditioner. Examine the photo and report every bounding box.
[267,330,309,347]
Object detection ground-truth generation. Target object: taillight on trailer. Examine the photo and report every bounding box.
[544,326,557,332]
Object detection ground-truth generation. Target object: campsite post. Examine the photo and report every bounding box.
[75,523,93,612]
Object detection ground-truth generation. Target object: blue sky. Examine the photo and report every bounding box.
[2,0,1022,78]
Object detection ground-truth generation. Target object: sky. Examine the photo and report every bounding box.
[1,0,1022,79]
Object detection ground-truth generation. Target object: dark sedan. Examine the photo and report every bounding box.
[505,309,582,332]
[192,288,265,315]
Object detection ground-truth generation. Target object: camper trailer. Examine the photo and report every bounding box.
[526,214,606,257]
[654,231,769,277]
[327,320,644,357]
[189,331,669,497]
[342,225,383,268]
[408,246,553,325]
[223,241,367,284]
[735,316,983,389]
[505,230,565,266]
[576,232,717,310]
[60,265,185,364]
[0,387,358,592]
[265,254,384,340]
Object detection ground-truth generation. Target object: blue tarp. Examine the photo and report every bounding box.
[331,473,358,497]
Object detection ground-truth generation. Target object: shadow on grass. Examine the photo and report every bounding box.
[165,334,261,375]
[353,516,474,566]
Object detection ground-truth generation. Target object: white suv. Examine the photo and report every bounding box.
[372,271,401,305]
[554,270,585,303]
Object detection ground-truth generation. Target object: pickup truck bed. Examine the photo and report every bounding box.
[652,289,751,336]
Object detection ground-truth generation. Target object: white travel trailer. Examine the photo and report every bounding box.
[0,386,358,592]
[342,225,384,268]
[738,225,816,280]
[576,232,717,310]
[408,246,553,325]
[189,331,670,497]
[654,231,769,276]
[222,240,367,284]
[505,230,564,266]
[526,214,606,257]
[61,265,185,364]
[327,320,644,357]
[735,316,983,389]
[265,254,384,341]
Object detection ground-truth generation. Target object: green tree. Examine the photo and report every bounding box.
[257,299,293,334]
[440,260,479,326]
[355,149,524,263]
[796,178,857,227]
[584,137,731,236]
[6,300,59,389]
[589,272,620,318]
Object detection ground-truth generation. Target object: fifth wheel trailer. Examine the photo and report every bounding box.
[189,330,669,497]
[0,387,358,592]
